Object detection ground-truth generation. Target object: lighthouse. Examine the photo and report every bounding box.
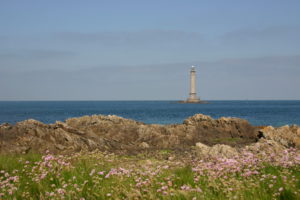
[186,66,201,103]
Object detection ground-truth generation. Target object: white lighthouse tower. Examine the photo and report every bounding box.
[186,66,201,103]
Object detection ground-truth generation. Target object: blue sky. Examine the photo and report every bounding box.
[0,0,300,100]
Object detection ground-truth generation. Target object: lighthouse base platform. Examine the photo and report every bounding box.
[177,99,209,104]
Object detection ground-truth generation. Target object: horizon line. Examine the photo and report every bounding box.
[0,99,300,102]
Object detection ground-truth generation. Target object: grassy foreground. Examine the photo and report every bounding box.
[0,149,299,200]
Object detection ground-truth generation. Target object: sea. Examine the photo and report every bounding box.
[0,101,300,127]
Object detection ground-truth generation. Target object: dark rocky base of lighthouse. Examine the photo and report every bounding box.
[177,100,209,104]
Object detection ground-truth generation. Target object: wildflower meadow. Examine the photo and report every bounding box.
[0,148,299,199]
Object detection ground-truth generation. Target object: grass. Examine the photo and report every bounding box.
[0,150,299,200]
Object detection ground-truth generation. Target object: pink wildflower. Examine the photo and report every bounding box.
[57,188,65,194]
[98,171,104,175]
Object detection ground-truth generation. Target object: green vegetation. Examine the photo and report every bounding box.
[0,150,299,199]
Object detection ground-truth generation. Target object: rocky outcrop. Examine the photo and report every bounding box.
[183,114,257,146]
[193,123,300,158]
[258,125,300,148]
[0,114,259,154]
[244,139,286,154]
[195,142,239,158]
[0,114,299,155]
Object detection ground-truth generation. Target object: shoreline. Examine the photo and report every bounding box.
[1,100,300,127]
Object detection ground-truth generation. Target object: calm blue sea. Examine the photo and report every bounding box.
[0,101,300,127]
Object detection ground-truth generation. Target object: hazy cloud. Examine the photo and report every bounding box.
[0,49,77,70]
[55,30,205,46]
[1,55,299,100]
[221,26,300,45]
[0,50,75,59]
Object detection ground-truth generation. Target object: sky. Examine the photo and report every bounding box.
[0,0,300,100]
